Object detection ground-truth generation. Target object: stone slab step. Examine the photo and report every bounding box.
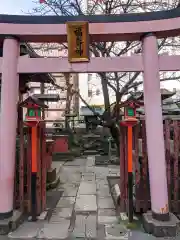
[46,176,60,190]
[0,210,23,235]
[83,150,99,155]
[52,153,74,162]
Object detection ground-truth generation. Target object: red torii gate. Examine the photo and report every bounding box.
[0,9,180,236]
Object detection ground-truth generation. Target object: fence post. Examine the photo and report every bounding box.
[120,126,126,211]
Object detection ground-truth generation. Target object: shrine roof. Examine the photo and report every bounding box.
[32,94,60,102]
[0,42,55,84]
[64,113,77,117]
[20,43,55,84]
[19,96,48,108]
[128,89,176,101]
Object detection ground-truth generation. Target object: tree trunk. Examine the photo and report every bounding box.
[100,73,110,118]
[40,82,45,120]
[72,74,79,116]
[64,73,71,129]
[115,76,120,121]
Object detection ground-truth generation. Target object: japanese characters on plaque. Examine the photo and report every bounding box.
[74,26,83,56]
[66,22,89,63]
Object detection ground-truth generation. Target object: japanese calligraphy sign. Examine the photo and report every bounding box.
[66,22,89,63]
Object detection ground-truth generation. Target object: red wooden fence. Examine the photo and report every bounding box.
[14,123,47,215]
[120,119,180,214]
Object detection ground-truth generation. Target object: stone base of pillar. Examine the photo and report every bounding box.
[142,211,180,237]
[0,210,23,235]
[111,184,121,205]
[0,210,13,220]
[47,167,57,183]
[46,167,60,190]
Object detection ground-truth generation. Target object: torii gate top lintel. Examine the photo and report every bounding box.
[1,8,180,24]
[0,9,179,74]
[0,8,180,43]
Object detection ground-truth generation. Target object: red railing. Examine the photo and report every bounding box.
[120,119,180,214]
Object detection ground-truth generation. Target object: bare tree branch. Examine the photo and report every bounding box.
[30,0,180,121]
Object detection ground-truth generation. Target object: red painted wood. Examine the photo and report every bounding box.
[53,136,69,153]
[19,122,24,212]
[36,126,42,215]
[124,128,128,210]
[119,119,180,214]
[134,124,140,212]
[14,120,48,215]
[141,120,149,212]
[173,121,179,212]
[164,120,171,209]
[41,122,47,212]
[26,127,32,213]
[46,141,54,170]
[120,126,126,211]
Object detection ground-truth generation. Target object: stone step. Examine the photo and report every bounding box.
[75,195,97,213]
[83,150,99,155]
[47,168,57,183]
[46,176,60,190]
[52,153,74,161]
[0,210,23,235]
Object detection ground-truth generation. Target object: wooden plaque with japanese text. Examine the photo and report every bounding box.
[66,22,89,63]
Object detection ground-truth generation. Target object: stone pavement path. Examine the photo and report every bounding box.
[8,156,180,240]
[8,156,122,239]
[41,155,121,239]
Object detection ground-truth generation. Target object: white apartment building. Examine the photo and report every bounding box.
[29,43,79,124]
[78,0,106,107]
[25,0,180,118]
[79,0,180,108]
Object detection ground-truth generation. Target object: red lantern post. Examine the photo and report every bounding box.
[19,96,48,221]
[120,100,141,223]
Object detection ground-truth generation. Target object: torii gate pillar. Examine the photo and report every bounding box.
[142,32,169,220]
[141,33,179,236]
[0,37,19,219]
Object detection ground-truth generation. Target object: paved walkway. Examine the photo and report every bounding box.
[7,156,180,239]
[8,156,122,239]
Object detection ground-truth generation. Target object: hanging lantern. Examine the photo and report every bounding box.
[120,101,140,127]
[125,102,136,119]
[19,96,48,127]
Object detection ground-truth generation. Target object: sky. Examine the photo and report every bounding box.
[0,0,36,15]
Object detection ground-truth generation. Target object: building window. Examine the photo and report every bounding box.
[96,89,100,96]
[88,74,93,82]
[88,89,93,97]
[31,88,40,94]
[88,74,93,93]
[47,89,56,94]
